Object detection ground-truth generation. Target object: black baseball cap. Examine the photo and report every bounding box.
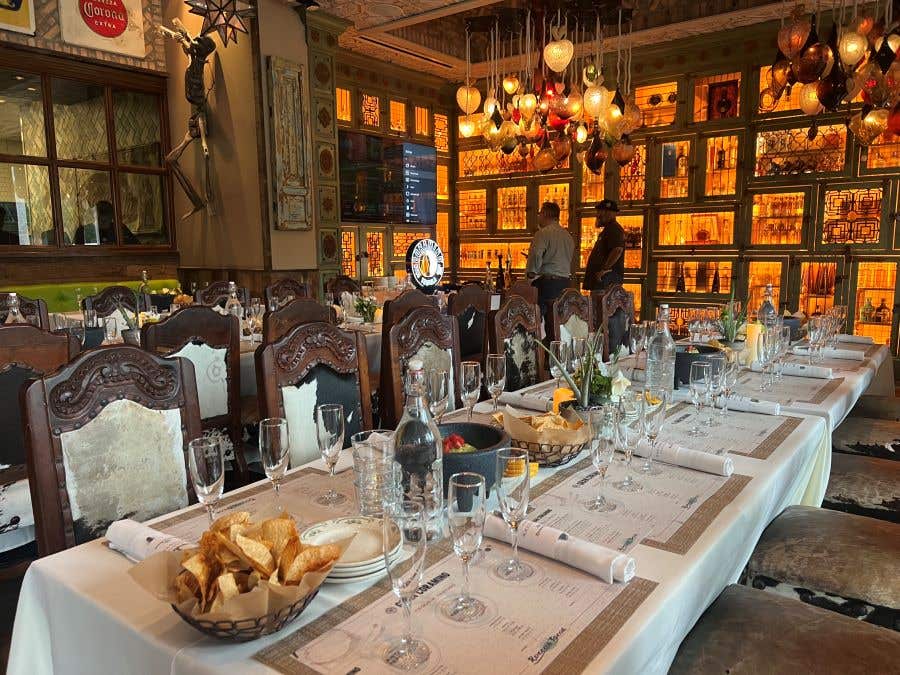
[596,199,619,212]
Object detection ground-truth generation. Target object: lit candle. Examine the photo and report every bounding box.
[745,321,763,365]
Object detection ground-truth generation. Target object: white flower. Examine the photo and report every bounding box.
[610,370,631,402]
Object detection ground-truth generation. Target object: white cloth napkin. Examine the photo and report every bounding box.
[106,519,190,562]
[722,394,781,416]
[635,440,733,476]
[750,361,833,379]
[483,515,635,584]
[497,391,553,412]
[836,334,874,345]
[792,346,865,362]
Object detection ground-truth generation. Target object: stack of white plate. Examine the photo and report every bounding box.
[301,516,401,585]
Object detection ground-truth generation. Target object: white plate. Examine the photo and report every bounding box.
[323,566,388,585]
[301,517,401,567]
[328,552,399,578]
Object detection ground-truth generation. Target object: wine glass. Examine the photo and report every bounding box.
[549,340,567,387]
[777,325,792,381]
[720,350,740,421]
[382,500,430,670]
[613,390,643,492]
[688,361,710,437]
[188,437,224,523]
[757,327,771,390]
[629,322,645,356]
[103,317,118,343]
[584,405,617,512]
[494,447,533,582]
[259,417,290,506]
[440,472,487,623]
[461,361,481,421]
[704,353,726,427]
[315,403,347,506]
[426,369,450,422]
[486,354,506,412]
[639,388,668,475]
[570,337,586,372]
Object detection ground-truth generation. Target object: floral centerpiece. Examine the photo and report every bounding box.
[718,286,747,345]
[353,295,378,323]
[539,331,631,410]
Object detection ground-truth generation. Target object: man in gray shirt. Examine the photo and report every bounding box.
[526,201,574,336]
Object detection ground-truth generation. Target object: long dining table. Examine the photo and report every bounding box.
[6,344,891,675]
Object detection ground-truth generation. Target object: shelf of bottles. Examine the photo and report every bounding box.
[822,187,882,245]
[392,231,425,258]
[704,135,738,196]
[635,81,678,128]
[581,161,604,203]
[623,282,642,320]
[459,146,570,178]
[458,242,529,270]
[659,139,691,199]
[539,183,570,227]
[497,186,528,230]
[754,124,847,177]
[658,210,734,246]
[579,215,643,269]
[340,230,357,277]
[458,189,487,231]
[750,192,805,245]
[436,212,449,257]
[757,66,801,114]
[656,260,732,294]
[366,231,385,277]
[437,164,449,200]
[434,114,450,153]
[865,132,900,170]
[799,261,837,317]
[618,144,647,202]
[694,72,741,122]
[747,261,783,314]
[854,262,896,345]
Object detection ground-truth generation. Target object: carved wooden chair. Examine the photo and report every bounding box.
[263,298,333,345]
[22,345,202,555]
[490,295,544,392]
[195,280,250,308]
[502,279,538,305]
[386,306,461,428]
[256,322,372,467]
[141,306,247,480]
[0,293,50,329]
[552,289,592,344]
[82,285,151,318]
[265,278,310,309]
[0,326,78,577]
[448,284,490,368]
[594,285,634,361]
[325,275,361,304]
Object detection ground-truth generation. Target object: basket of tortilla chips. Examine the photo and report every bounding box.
[128,511,348,642]
[492,406,591,467]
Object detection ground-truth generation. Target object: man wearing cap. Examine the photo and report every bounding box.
[526,201,574,336]
[583,199,625,293]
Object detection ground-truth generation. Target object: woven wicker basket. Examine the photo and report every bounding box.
[171,586,320,642]
[509,438,585,467]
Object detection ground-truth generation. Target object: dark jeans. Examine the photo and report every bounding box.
[535,277,570,338]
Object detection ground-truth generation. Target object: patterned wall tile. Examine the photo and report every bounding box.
[313,96,334,138]
[315,141,336,181]
[318,185,337,224]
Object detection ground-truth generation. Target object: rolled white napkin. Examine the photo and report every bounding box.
[750,361,833,379]
[483,515,635,584]
[792,346,865,362]
[106,519,190,562]
[836,334,874,345]
[722,394,781,416]
[635,439,733,476]
[497,391,553,412]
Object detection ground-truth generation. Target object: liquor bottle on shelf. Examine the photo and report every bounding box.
[861,297,875,322]
[503,255,513,289]
[484,261,493,292]
[495,252,505,291]
[758,284,776,323]
[675,263,687,292]
[711,264,721,293]
[696,262,708,291]
[874,298,891,324]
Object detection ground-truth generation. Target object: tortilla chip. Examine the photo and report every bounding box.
[284,544,341,584]
[210,511,251,532]
[235,533,275,577]
[216,572,241,603]
[174,570,200,603]
[259,517,298,558]
[182,553,219,610]
[279,537,301,578]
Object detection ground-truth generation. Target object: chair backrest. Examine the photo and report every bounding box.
[325,275,361,304]
[23,345,202,555]
[82,285,150,318]
[386,306,461,428]
[256,322,372,467]
[448,284,490,366]
[595,285,634,360]
[265,278,310,309]
[552,289,592,344]
[195,280,250,308]
[0,293,50,330]
[263,298,332,345]
[491,295,544,392]
[503,279,538,305]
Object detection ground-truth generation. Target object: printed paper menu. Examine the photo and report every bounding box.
[734,373,843,407]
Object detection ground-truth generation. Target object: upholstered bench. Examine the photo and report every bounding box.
[823,452,900,523]
[670,584,900,673]
[742,505,899,630]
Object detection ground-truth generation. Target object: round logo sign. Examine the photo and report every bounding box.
[79,0,128,38]
[405,239,444,293]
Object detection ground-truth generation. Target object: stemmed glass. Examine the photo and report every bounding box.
[584,405,617,512]
[640,388,668,475]
[188,437,224,523]
[704,353,726,427]
[440,472,487,623]
[315,403,347,506]
[613,390,643,492]
[757,327,772,390]
[720,351,740,420]
[549,340,568,387]
[688,361,710,437]
[103,317,118,344]
[629,323,645,356]
[382,500,430,670]
[495,447,533,582]
[461,361,481,421]
[486,354,506,412]
[570,337,586,373]
[259,417,290,507]
[426,370,450,423]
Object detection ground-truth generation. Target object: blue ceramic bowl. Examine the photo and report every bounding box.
[438,422,509,497]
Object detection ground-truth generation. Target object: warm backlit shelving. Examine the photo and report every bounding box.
[340,230,356,276]
[658,211,734,246]
[579,215,643,269]
[436,212,449,254]
[392,231,424,256]
[754,124,846,177]
[854,262,896,344]
[434,114,449,152]
[656,261,732,294]
[336,87,352,122]
[361,93,380,128]
[865,132,900,169]
[458,189,487,231]
[694,72,741,122]
[437,164,449,200]
[459,242,529,269]
[623,282,642,319]
[618,143,646,202]
[822,187,882,245]
[635,82,678,128]
[757,66,801,114]
[414,106,429,136]
[659,139,691,199]
[799,261,837,317]
[747,261,783,314]
[459,147,569,178]
[704,135,738,196]
[389,100,406,132]
[366,231,385,276]
[581,161,604,203]
[497,186,528,230]
[539,183,569,227]
[750,192,804,245]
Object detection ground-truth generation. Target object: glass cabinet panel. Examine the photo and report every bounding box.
[618,144,646,202]
[581,161,604,203]
[751,192,805,245]
[341,230,357,277]
[747,261,783,314]
[635,82,678,127]
[659,139,691,199]
[538,183,569,228]
[361,93,380,128]
[656,260,731,294]
[580,214,643,270]
[366,230,385,277]
[799,261,837,316]
[704,135,738,196]
[435,212,449,255]
[855,262,896,344]
[392,231,424,257]
[658,211,733,246]
[336,87,352,122]
[497,186,528,230]
[693,72,741,122]
[865,132,900,169]
[822,187,882,245]
[623,282,642,320]
[0,70,46,157]
[436,164,449,201]
[53,79,108,162]
[757,66,801,114]
[459,242,529,270]
[389,100,406,133]
[434,114,449,152]
[458,189,487,231]
[754,124,846,177]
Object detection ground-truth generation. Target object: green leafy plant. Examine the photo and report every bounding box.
[537,330,613,408]
[353,295,377,323]
[719,285,747,343]
[115,289,142,332]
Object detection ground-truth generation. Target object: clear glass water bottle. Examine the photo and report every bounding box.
[393,358,444,541]
[224,281,244,320]
[758,284,776,323]
[646,304,676,396]
[4,293,28,325]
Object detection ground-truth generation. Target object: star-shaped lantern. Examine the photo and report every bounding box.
[185,0,255,46]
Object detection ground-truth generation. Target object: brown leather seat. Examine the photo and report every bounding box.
[670,584,900,674]
[743,505,899,629]
[823,452,899,523]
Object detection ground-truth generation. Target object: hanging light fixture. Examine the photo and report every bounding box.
[800,82,824,114]
[792,16,830,84]
[502,74,520,95]
[850,107,890,145]
[456,30,481,114]
[575,123,589,144]
[543,25,574,73]
[838,30,868,66]
[185,0,254,45]
[778,7,811,59]
[458,115,477,138]
[610,88,626,118]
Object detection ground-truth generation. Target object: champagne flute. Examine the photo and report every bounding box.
[440,472,487,623]
[426,369,450,423]
[188,437,224,523]
[570,337,586,372]
[382,500,430,669]
[494,448,533,581]
[613,390,643,492]
[584,405,617,512]
[103,316,118,343]
[688,361,710,437]
[259,417,290,507]
[315,403,347,506]
[486,354,506,413]
[721,351,740,421]
[639,389,668,475]
[704,353,725,427]
[461,361,481,421]
[549,340,567,387]
[777,325,792,382]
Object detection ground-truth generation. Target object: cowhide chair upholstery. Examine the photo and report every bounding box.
[263,298,333,345]
[551,288,591,345]
[594,285,634,361]
[386,306,461,429]
[265,278,310,310]
[256,321,372,468]
[141,306,247,480]
[195,280,250,309]
[490,295,544,392]
[741,505,900,630]
[22,345,202,555]
[670,584,900,673]
[0,293,50,329]
[0,325,78,576]
[448,284,490,368]
[822,453,899,523]
[325,275,361,304]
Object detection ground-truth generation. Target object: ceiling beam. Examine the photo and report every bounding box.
[358,0,505,34]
